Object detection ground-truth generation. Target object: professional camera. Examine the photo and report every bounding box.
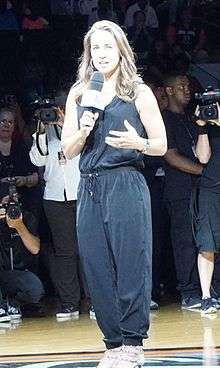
[0,178,22,220]
[30,95,66,124]
[195,87,220,121]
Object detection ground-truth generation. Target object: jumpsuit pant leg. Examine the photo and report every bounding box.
[77,170,152,348]
[166,199,200,299]
[43,199,80,309]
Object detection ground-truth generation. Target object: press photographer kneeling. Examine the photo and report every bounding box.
[194,89,220,314]
[0,180,44,321]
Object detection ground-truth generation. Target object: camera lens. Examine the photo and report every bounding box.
[202,105,218,120]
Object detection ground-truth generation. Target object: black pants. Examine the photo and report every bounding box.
[77,169,152,348]
[43,200,80,309]
[149,176,175,297]
[0,269,44,306]
[166,199,200,299]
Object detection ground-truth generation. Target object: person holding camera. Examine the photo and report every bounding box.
[0,107,40,219]
[0,182,44,319]
[29,107,81,320]
[194,102,220,314]
[162,72,203,310]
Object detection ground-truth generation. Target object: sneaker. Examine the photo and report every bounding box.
[211,298,220,310]
[97,346,122,368]
[89,306,96,320]
[150,300,159,311]
[201,298,217,315]
[7,305,22,319]
[56,305,79,320]
[0,307,11,322]
[181,296,201,310]
[114,345,145,368]
[211,286,220,303]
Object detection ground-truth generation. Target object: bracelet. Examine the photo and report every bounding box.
[141,139,150,154]
[198,125,208,135]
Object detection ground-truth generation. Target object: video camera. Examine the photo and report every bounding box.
[195,87,220,122]
[29,95,67,124]
[0,178,22,220]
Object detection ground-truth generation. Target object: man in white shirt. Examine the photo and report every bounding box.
[124,0,159,30]
[30,119,81,320]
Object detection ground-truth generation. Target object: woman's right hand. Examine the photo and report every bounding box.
[79,111,99,139]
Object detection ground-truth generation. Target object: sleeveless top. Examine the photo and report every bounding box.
[77,96,146,174]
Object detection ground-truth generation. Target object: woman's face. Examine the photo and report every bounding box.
[0,111,15,141]
[90,30,120,78]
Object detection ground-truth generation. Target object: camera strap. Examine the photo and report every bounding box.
[36,130,49,156]
[36,121,61,156]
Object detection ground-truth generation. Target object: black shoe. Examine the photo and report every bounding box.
[7,305,22,320]
[0,307,11,322]
[56,305,79,319]
[150,300,159,311]
[201,298,217,315]
[181,296,201,310]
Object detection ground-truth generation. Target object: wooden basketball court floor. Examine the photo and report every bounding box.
[0,303,220,366]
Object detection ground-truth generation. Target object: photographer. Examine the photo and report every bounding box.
[29,105,81,319]
[194,101,220,314]
[0,182,44,319]
[162,72,202,309]
[0,107,40,220]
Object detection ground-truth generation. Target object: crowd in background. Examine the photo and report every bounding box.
[0,0,220,324]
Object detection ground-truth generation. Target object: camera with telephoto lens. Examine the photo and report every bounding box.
[30,95,66,124]
[195,87,220,122]
[0,178,22,220]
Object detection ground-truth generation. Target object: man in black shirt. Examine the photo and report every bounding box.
[163,72,203,309]
[0,183,44,320]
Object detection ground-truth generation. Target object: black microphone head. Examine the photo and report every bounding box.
[80,72,105,111]
[88,72,104,92]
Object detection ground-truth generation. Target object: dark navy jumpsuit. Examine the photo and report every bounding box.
[77,96,152,348]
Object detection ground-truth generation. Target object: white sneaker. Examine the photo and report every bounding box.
[97,346,122,368]
[114,345,145,368]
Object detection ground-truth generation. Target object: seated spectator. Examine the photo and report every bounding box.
[147,37,173,78]
[22,2,49,30]
[1,92,30,144]
[78,0,98,28]
[127,10,150,67]
[97,0,118,23]
[0,182,44,320]
[20,49,46,98]
[50,0,75,16]
[166,7,206,54]
[0,0,19,31]
[124,0,159,37]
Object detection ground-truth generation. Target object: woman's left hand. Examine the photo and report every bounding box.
[105,120,143,150]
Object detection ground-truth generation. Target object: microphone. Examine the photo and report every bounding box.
[80,71,105,112]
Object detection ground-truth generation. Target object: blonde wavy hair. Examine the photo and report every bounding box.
[74,20,141,102]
